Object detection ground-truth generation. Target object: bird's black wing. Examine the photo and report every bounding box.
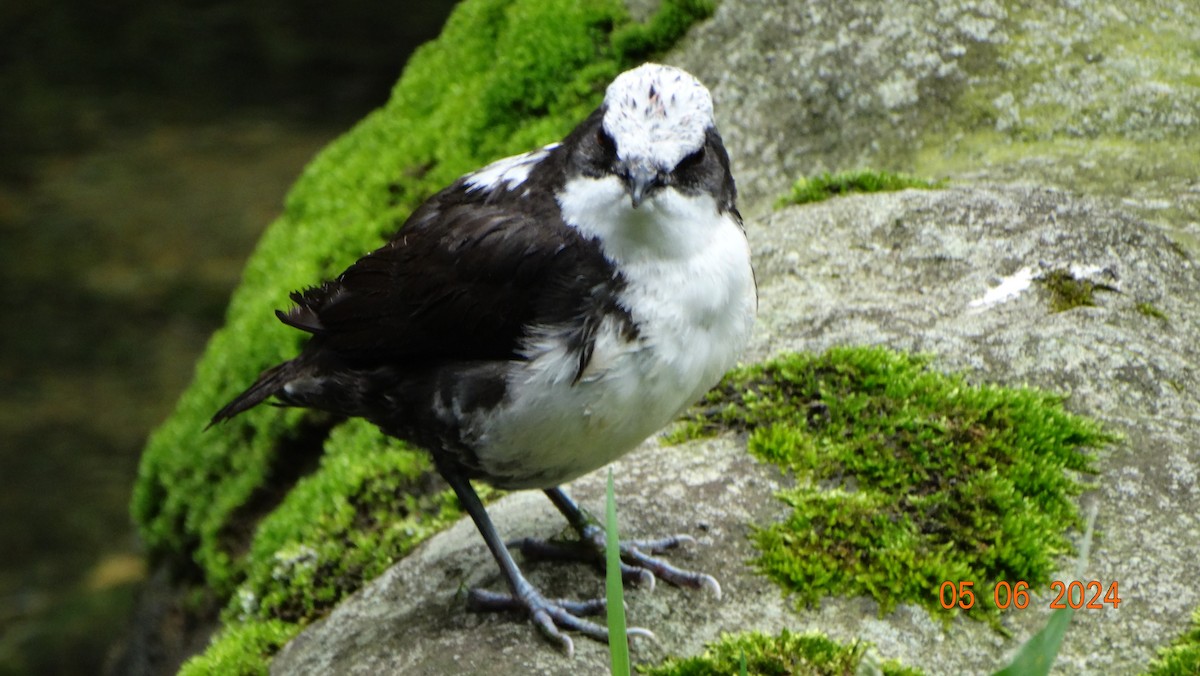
[278,179,625,369]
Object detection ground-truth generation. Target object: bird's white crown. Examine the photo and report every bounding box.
[601,63,715,171]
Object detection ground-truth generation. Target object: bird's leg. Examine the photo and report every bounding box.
[509,487,722,598]
[437,463,650,655]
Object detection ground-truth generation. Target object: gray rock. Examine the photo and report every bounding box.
[672,0,1006,209]
[273,185,1200,674]
[670,0,1200,249]
[744,186,1200,674]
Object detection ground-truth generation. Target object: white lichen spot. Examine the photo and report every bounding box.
[238,587,258,618]
[1167,450,1198,495]
[271,543,319,581]
[877,72,919,110]
[1064,263,1120,291]
[968,266,1034,310]
[993,91,1021,132]
[1115,465,1142,499]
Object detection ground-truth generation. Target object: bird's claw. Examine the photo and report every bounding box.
[510,528,718,598]
[467,588,653,657]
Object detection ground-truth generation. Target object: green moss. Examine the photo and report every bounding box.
[178,620,295,676]
[228,423,474,625]
[612,0,715,58]
[1144,607,1200,675]
[1036,269,1120,313]
[1135,302,1169,322]
[674,347,1110,626]
[640,629,922,676]
[131,0,713,669]
[1038,269,1097,313]
[775,170,943,208]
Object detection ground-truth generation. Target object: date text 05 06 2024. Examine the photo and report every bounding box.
[938,580,1121,610]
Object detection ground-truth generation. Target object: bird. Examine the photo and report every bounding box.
[210,62,757,655]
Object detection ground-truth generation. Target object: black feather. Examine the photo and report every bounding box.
[208,358,308,428]
[210,127,635,433]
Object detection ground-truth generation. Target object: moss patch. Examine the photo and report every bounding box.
[1038,269,1099,313]
[640,629,922,676]
[131,0,714,671]
[775,170,943,208]
[673,347,1110,626]
[177,620,295,676]
[176,425,480,675]
[1144,607,1200,675]
[1036,269,1117,313]
[1135,302,1169,322]
[227,424,477,626]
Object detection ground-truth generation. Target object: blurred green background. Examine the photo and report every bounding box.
[0,1,458,673]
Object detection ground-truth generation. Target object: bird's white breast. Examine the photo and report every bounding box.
[474,177,756,488]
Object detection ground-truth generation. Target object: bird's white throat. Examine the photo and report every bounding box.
[557,175,720,263]
[473,179,755,488]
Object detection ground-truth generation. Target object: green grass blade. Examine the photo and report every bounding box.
[993,501,1098,676]
[606,468,631,675]
[993,607,1075,676]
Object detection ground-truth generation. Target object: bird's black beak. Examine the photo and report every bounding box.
[622,161,663,209]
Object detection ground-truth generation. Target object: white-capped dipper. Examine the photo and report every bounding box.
[211,63,757,655]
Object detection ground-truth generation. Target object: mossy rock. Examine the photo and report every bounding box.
[672,346,1109,628]
[774,170,943,208]
[131,0,716,672]
[642,628,923,676]
[1144,607,1200,676]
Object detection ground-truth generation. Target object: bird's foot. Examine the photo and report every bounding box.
[467,586,653,657]
[509,527,722,598]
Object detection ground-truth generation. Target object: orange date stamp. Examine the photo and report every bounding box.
[938,580,1121,610]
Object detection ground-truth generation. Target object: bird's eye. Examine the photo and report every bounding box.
[677,146,705,170]
[596,128,617,156]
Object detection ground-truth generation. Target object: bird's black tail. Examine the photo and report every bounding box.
[208,358,306,428]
